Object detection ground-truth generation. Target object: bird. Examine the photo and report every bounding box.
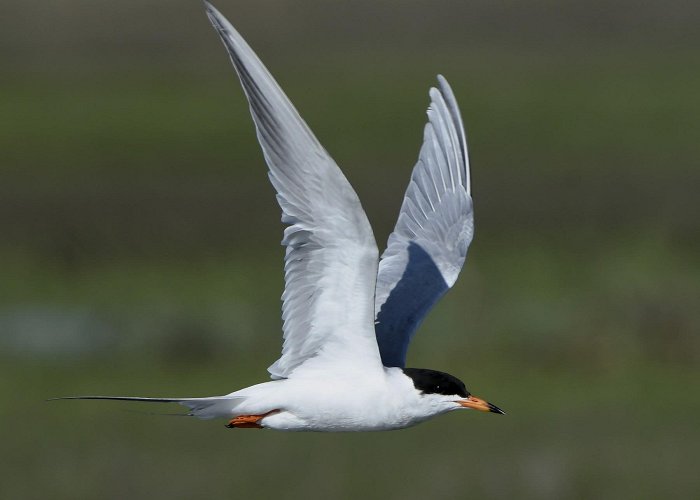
[52,1,504,431]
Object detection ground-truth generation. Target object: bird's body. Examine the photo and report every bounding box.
[53,2,504,431]
[217,368,433,432]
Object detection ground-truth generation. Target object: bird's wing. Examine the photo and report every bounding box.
[205,3,382,379]
[374,76,474,368]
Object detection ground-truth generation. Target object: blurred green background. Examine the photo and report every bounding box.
[2,1,699,498]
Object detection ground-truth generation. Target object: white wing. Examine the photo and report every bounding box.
[374,76,474,368]
[205,3,382,379]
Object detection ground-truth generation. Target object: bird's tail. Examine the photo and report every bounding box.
[48,395,242,420]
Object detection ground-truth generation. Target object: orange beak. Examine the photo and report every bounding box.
[457,395,505,414]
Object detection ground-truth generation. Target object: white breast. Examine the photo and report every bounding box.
[238,368,445,432]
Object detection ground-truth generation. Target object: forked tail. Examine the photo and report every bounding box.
[48,395,241,419]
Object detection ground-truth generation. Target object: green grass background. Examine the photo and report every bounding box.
[2,1,699,498]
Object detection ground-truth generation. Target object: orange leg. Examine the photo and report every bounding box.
[226,410,279,429]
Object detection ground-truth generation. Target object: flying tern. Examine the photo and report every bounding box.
[53,2,504,431]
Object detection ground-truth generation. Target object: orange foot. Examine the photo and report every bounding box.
[226,410,279,429]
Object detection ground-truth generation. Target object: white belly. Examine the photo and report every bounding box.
[230,369,439,432]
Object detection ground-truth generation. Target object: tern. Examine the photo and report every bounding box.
[53,2,505,431]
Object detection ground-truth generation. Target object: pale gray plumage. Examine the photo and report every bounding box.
[207,1,473,373]
[205,2,382,380]
[374,76,473,367]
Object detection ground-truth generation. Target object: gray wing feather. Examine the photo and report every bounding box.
[205,3,381,379]
[374,76,474,368]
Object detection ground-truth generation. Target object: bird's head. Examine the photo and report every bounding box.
[403,368,505,415]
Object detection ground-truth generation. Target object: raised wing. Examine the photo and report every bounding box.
[205,3,382,379]
[374,76,474,368]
